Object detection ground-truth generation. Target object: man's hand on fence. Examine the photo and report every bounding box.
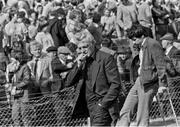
[158,86,167,94]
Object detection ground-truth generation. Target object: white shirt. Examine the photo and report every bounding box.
[165,45,173,56]
[138,38,147,75]
[32,58,41,80]
[36,59,41,79]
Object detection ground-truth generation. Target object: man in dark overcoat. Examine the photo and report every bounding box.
[65,32,121,126]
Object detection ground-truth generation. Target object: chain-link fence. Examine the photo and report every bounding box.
[0,77,180,126]
[0,86,88,126]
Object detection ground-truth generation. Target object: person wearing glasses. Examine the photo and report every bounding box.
[65,32,121,126]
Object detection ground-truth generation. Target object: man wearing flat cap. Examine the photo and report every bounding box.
[46,46,58,59]
[50,46,73,92]
[160,33,178,59]
[161,33,180,115]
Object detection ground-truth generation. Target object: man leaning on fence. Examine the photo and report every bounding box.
[65,30,121,126]
[116,24,175,127]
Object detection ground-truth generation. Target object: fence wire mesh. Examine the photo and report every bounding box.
[0,76,180,126]
[0,86,87,126]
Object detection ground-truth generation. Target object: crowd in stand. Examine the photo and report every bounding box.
[0,0,180,126]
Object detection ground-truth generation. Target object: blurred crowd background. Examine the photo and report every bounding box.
[0,0,180,126]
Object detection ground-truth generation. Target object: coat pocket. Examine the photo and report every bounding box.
[140,69,158,87]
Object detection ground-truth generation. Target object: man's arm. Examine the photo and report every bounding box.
[52,59,71,73]
[100,55,121,109]
[64,64,82,87]
[16,65,31,89]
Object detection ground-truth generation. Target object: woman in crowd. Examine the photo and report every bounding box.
[35,21,54,53]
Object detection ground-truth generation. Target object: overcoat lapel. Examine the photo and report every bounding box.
[91,60,100,89]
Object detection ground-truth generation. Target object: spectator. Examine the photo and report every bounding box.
[42,0,61,17]
[7,50,31,126]
[66,42,78,56]
[116,0,138,39]
[160,32,178,58]
[47,8,68,47]
[35,22,54,53]
[15,11,28,41]
[65,30,121,126]
[100,37,116,56]
[27,41,53,96]
[116,47,132,82]
[97,0,107,16]
[46,46,57,60]
[4,10,17,46]
[87,12,103,47]
[36,4,43,18]
[17,0,29,18]
[116,24,168,127]
[152,0,171,40]
[138,0,153,38]
[66,9,85,43]
[101,8,116,38]
[50,46,73,93]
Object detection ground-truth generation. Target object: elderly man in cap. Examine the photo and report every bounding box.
[46,46,58,60]
[49,46,73,92]
[160,33,179,59]
[161,33,180,115]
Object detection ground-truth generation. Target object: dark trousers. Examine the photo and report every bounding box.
[116,77,158,127]
[88,101,112,126]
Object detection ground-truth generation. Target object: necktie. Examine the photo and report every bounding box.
[34,58,39,79]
